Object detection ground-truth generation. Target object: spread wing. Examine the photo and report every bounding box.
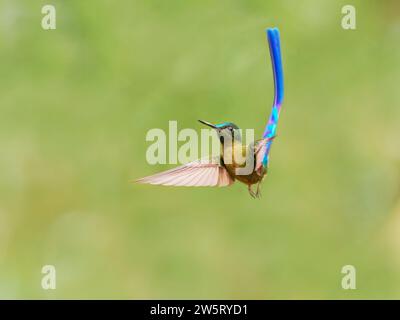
[135,157,234,187]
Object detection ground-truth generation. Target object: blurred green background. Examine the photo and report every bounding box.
[1,0,400,299]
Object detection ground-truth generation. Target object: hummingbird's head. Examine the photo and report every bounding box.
[198,120,241,145]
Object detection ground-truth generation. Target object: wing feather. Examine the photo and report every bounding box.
[136,157,234,187]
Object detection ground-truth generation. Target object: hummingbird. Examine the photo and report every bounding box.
[136,28,284,198]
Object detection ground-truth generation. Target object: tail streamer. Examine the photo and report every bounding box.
[262,27,284,167]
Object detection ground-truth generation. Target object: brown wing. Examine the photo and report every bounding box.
[136,157,235,187]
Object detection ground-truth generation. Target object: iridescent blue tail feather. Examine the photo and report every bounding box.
[262,27,284,167]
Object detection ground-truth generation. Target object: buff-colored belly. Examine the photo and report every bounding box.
[222,143,266,185]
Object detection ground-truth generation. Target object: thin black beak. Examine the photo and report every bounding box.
[198,120,217,129]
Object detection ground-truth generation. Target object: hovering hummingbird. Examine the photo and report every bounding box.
[136,28,284,198]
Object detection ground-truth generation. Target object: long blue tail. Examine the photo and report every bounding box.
[262,27,284,167]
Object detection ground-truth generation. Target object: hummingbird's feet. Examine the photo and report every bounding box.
[255,182,262,198]
[248,184,261,199]
[248,185,256,198]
